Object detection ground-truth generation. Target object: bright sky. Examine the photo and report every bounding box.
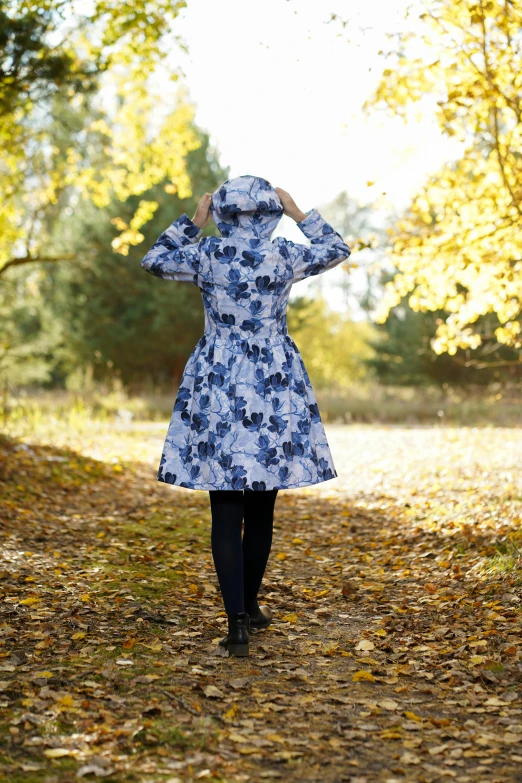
[170,0,463,311]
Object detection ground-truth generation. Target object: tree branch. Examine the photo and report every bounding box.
[478,0,522,215]
[0,254,77,275]
[453,356,522,370]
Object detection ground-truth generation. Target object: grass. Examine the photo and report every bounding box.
[88,513,209,604]
[479,546,522,576]
[3,383,522,433]
[135,719,207,750]
[316,384,522,426]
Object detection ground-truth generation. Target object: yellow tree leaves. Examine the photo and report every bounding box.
[0,1,199,273]
[365,0,522,355]
[111,200,159,256]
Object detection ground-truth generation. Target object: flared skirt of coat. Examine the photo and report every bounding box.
[156,332,338,491]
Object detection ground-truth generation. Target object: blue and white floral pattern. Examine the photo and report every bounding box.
[140,174,351,491]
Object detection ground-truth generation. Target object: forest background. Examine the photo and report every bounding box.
[2,0,521,428]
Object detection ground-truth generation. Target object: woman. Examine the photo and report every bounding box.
[140,175,352,656]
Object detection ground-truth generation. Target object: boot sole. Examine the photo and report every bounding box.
[250,621,272,631]
[227,643,249,657]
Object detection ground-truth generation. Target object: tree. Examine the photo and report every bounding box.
[287,296,376,390]
[0,2,98,117]
[0,271,63,388]
[27,129,229,392]
[362,0,522,361]
[0,0,199,274]
[366,281,513,386]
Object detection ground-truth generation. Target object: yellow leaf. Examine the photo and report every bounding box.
[404,711,423,722]
[224,704,239,720]
[228,732,249,743]
[280,613,297,623]
[57,695,74,708]
[375,629,387,637]
[322,642,339,655]
[19,597,40,606]
[35,671,53,679]
[276,552,287,560]
[380,729,402,740]
[265,733,286,744]
[292,538,303,544]
[44,748,72,758]
[352,670,375,682]
[80,594,91,602]
[71,632,86,641]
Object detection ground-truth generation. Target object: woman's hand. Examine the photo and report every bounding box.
[192,193,212,229]
[275,187,307,223]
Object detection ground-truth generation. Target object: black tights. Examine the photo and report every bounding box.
[208,489,278,615]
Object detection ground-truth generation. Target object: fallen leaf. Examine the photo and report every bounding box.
[203,685,224,698]
[404,711,423,722]
[352,670,375,682]
[356,640,375,651]
[378,699,399,710]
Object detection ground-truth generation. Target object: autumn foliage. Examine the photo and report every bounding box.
[365,0,522,357]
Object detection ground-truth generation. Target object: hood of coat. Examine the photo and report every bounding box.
[210,175,284,239]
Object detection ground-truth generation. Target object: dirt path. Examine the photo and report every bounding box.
[1,425,522,782]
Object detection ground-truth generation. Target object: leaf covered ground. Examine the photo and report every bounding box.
[1,422,522,782]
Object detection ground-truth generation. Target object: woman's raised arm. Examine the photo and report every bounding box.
[274,208,352,283]
[140,213,203,284]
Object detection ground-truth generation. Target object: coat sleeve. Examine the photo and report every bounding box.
[140,213,203,285]
[274,208,351,284]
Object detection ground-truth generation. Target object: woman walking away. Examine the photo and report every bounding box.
[140,175,352,656]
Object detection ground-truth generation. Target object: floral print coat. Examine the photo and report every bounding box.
[140,174,352,491]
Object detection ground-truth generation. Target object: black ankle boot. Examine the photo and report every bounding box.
[218,611,250,656]
[245,598,273,630]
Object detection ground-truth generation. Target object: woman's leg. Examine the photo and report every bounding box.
[208,489,245,615]
[242,489,278,611]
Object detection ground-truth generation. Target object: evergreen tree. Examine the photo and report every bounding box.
[47,130,229,391]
